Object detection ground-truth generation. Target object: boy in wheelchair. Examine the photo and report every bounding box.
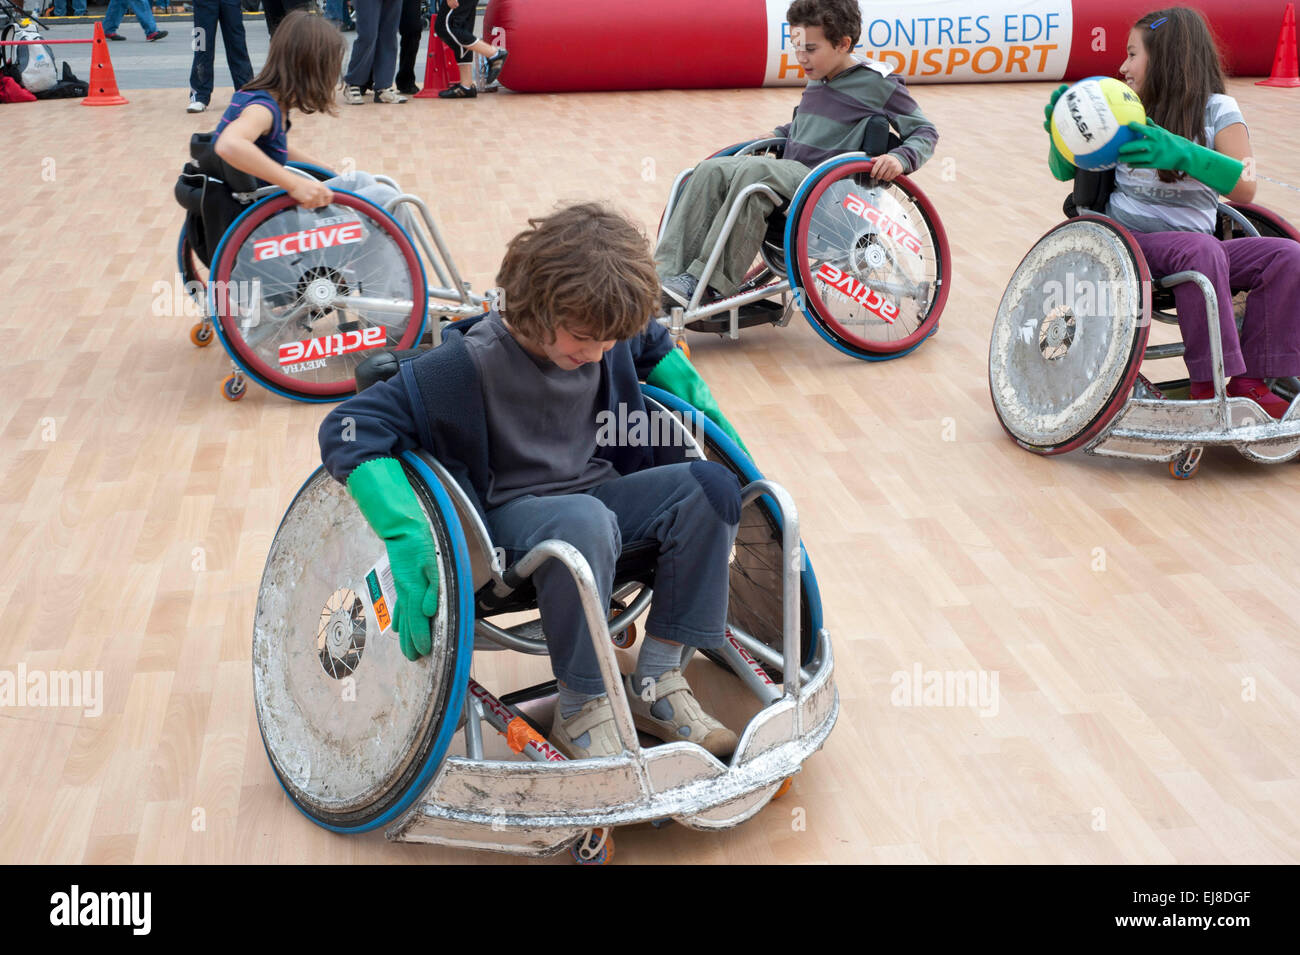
[657,0,939,311]
[319,203,752,760]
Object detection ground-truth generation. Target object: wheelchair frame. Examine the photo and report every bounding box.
[253,391,838,860]
[991,203,1300,478]
[183,165,493,402]
[656,137,951,361]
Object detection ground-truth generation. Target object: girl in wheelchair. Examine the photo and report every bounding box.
[1044,6,1300,419]
[212,9,409,216]
[318,203,753,760]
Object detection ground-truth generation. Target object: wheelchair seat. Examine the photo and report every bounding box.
[174,131,265,269]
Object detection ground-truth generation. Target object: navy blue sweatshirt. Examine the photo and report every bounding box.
[318,313,675,522]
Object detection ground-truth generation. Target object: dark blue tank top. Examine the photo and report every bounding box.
[214,90,290,167]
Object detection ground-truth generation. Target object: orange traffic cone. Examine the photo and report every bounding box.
[414,26,461,98]
[82,22,128,106]
[1257,2,1300,87]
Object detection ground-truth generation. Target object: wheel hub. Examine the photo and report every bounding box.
[1038,305,1076,360]
[317,589,366,678]
[305,277,338,307]
[851,235,888,272]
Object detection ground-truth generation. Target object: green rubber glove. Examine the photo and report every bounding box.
[1118,120,1244,195]
[1043,84,1074,181]
[646,347,751,459]
[346,457,440,661]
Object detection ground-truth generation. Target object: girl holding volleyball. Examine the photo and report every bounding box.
[1046,7,1300,419]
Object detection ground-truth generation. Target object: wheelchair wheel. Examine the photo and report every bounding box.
[253,453,474,832]
[1222,202,1300,242]
[177,222,208,310]
[209,190,428,402]
[989,216,1152,455]
[640,387,823,674]
[786,157,949,360]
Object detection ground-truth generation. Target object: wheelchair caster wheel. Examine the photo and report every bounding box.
[675,337,691,358]
[1169,448,1202,480]
[571,828,614,865]
[611,621,637,650]
[222,374,246,402]
[190,322,213,347]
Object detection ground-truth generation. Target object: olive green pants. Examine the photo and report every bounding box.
[655,156,811,296]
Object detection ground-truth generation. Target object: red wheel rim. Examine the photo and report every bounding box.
[793,160,950,354]
[212,192,426,397]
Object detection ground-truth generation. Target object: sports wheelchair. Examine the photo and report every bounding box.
[989,169,1300,478]
[655,115,951,361]
[174,133,491,403]
[252,380,837,863]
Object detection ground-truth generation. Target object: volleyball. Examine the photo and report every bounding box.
[1050,76,1147,171]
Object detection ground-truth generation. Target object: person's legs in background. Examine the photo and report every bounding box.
[124,0,164,38]
[368,0,402,100]
[102,0,128,38]
[217,0,254,92]
[342,0,380,102]
[188,0,220,109]
[393,0,422,95]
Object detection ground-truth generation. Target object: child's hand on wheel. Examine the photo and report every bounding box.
[871,154,904,181]
[289,178,333,209]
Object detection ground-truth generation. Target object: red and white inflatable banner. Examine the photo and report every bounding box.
[485,0,1281,91]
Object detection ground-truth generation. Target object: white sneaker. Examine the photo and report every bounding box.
[373,86,408,104]
[343,85,364,105]
[186,93,207,113]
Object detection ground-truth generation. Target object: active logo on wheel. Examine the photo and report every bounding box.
[815,263,900,325]
[253,221,365,262]
[842,193,923,256]
[278,326,386,366]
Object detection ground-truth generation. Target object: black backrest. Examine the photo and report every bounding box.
[1064,168,1116,218]
[189,131,262,194]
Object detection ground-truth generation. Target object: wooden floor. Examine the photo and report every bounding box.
[2,80,1298,865]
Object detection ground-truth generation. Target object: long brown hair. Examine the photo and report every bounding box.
[243,10,344,117]
[495,203,660,344]
[1133,8,1226,181]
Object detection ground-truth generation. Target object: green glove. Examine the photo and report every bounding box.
[646,346,751,459]
[1118,120,1244,195]
[346,457,440,661]
[1043,84,1074,181]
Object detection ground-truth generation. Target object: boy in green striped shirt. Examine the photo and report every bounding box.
[657,0,939,311]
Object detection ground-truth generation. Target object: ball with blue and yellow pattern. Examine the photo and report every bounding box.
[1050,76,1147,171]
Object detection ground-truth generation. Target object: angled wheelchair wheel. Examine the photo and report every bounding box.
[786,157,950,360]
[989,216,1152,455]
[177,222,209,309]
[209,190,428,403]
[253,453,474,833]
[1222,202,1300,242]
[640,386,823,674]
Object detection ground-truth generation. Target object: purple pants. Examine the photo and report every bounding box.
[1132,230,1300,381]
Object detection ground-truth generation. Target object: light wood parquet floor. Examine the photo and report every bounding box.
[1,79,1298,864]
